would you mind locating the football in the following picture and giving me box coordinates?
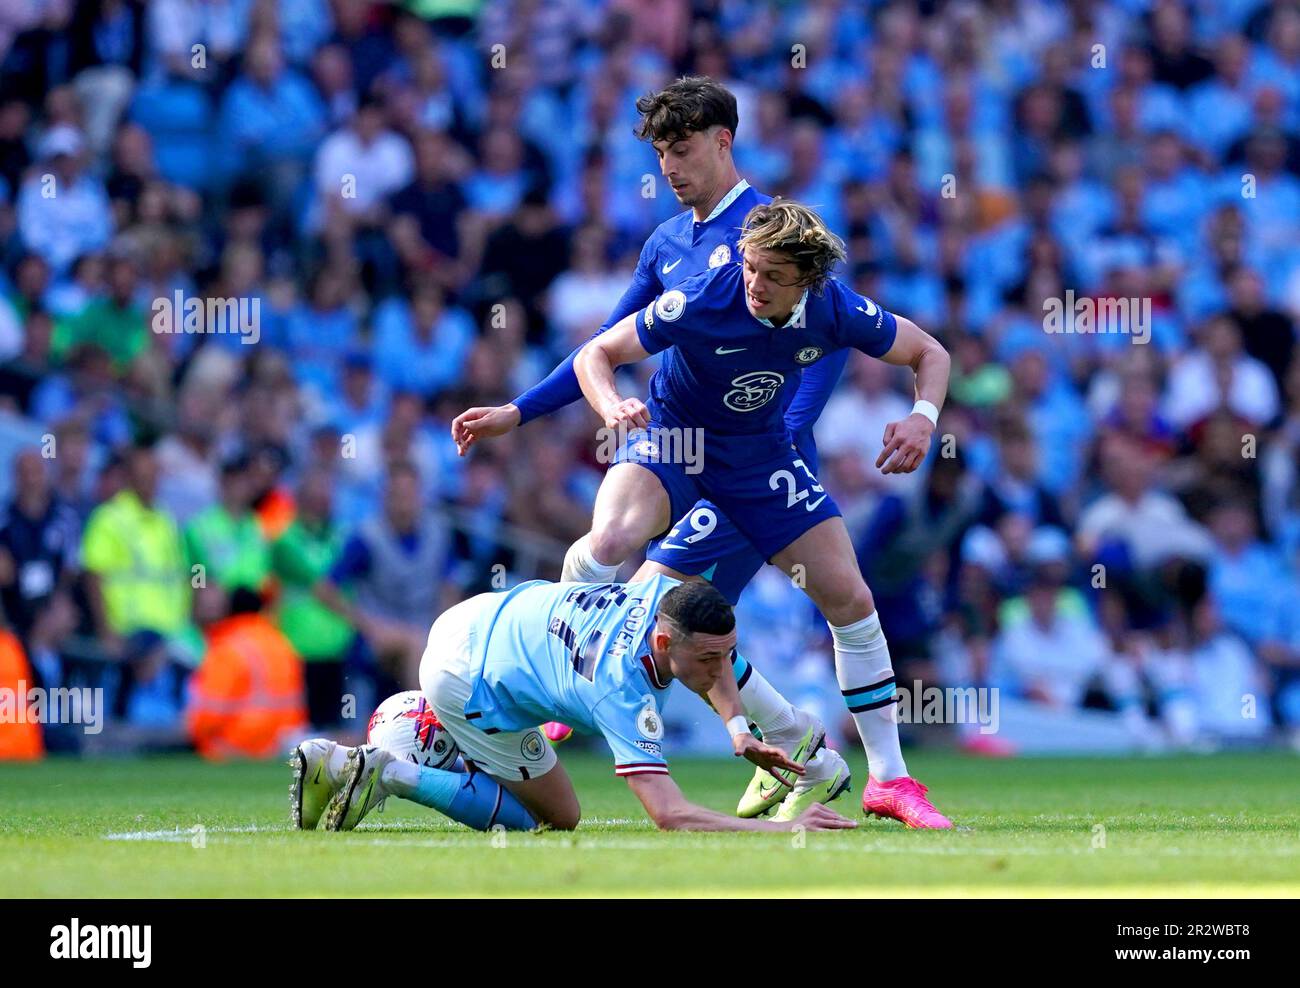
[366,691,460,770]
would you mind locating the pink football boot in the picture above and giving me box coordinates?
[542,721,574,744]
[862,775,953,829]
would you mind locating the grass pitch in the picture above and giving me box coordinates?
[1,750,1297,897]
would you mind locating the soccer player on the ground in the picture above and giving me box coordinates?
[292,577,856,834]
[451,77,853,820]
[570,199,954,829]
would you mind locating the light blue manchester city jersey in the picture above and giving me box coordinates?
[463,575,682,776]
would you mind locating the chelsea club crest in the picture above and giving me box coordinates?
[708,244,731,268]
[631,439,660,461]
[795,346,823,365]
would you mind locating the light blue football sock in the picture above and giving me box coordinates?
[408,765,537,831]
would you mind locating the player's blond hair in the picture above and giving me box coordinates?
[737,199,846,292]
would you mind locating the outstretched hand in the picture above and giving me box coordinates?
[789,802,857,830]
[733,732,805,785]
[451,403,521,456]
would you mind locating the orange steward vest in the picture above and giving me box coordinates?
[187,614,307,759]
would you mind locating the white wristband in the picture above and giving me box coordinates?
[911,399,940,427]
[726,716,750,739]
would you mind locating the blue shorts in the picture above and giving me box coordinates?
[614,424,840,594]
[645,502,765,604]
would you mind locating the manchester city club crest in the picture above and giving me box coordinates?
[795,346,823,365]
[708,244,731,268]
[521,731,546,761]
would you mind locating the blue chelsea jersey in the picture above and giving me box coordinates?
[634,180,768,297]
[463,575,682,775]
[511,179,853,449]
[635,263,899,440]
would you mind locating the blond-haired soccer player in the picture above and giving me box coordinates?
[452,78,856,822]
[568,200,954,828]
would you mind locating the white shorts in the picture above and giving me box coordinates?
[418,596,558,782]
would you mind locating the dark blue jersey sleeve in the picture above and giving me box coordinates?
[509,339,586,426]
[830,281,898,358]
[512,238,663,425]
[635,297,674,355]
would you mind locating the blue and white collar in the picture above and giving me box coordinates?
[700,179,751,223]
[757,288,809,329]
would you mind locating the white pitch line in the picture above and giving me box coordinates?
[98,827,1300,857]
[104,824,290,842]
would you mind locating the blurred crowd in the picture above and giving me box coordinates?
[0,0,1299,758]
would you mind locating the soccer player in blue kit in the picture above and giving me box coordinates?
[307,576,856,834]
[453,78,854,822]
[453,79,951,827]
[572,198,954,829]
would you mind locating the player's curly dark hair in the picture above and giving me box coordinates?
[738,199,847,292]
[658,581,736,637]
[634,76,739,144]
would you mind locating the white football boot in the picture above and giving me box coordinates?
[770,748,852,823]
[289,738,345,830]
[322,745,397,832]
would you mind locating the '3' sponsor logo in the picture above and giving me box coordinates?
[723,371,784,411]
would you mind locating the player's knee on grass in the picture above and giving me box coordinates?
[539,802,579,831]
[504,773,580,831]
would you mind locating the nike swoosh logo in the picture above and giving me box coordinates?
[312,763,323,785]
[827,768,848,797]
[715,346,747,355]
[804,494,828,512]
[356,775,378,817]
[656,542,688,551]
[662,257,683,274]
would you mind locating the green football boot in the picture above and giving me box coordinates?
[736,715,826,818]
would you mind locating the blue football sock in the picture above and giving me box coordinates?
[409,765,536,831]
